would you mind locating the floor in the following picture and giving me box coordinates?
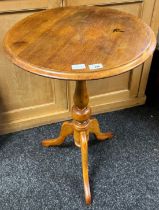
[0,105,159,210]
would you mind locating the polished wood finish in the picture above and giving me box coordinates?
[42,121,74,147]
[3,5,156,205]
[80,131,91,205]
[4,6,156,80]
[42,81,113,204]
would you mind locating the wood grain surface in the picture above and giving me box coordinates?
[4,6,156,80]
[42,80,113,204]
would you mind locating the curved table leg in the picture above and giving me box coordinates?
[42,121,74,147]
[80,131,91,205]
[89,118,113,141]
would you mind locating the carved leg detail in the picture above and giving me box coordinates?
[80,131,91,205]
[89,119,113,141]
[41,80,113,205]
[42,121,74,147]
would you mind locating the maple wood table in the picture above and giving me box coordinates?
[4,6,156,204]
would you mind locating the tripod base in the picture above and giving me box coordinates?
[42,116,112,204]
[42,81,112,205]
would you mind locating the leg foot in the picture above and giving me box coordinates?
[42,121,74,147]
[89,119,113,141]
[80,131,91,205]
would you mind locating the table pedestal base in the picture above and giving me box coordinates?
[42,81,113,205]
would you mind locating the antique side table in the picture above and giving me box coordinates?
[4,6,156,204]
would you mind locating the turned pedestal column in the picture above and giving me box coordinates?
[42,81,113,204]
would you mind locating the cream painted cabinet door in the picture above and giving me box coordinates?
[66,0,156,113]
[0,1,68,134]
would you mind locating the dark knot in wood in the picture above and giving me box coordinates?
[113,28,125,32]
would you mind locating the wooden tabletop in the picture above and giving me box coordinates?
[4,6,156,80]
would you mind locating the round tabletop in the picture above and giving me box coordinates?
[4,6,156,80]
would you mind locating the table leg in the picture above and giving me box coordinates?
[89,118,113,141]
[80,131,91,205]
[42,121,74,147]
